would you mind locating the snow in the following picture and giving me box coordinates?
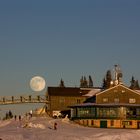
[83,89,101,97]
[0,116,140,140]
[0,120,12,127]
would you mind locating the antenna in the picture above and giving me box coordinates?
[114,64,123,85]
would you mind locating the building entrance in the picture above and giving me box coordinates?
[100,120,107,128]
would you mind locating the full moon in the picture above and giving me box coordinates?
[30,76,46,92]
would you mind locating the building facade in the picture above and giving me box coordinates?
[47,87,92,116]
[70,84,140,129]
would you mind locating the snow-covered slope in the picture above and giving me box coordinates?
[0,117,140,140]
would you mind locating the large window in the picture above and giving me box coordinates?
[126,107,137,118]
[76,106,120,119]
[126,108,140,119]
[97,107,119,118]
[136,108,140,118]
[71,108,76,118]
[77,107,96,118]
[110,108,118,117]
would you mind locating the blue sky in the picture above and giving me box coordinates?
[0,0,140,96]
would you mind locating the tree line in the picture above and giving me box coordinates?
[58,71,140,90]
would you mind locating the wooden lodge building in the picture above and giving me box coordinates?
[70,65,140,129]
[46,65,140,129]
[47,86,101,117]
[70,84,140,129]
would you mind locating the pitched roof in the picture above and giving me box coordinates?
[97,84,140,96]
[48,87,85,96]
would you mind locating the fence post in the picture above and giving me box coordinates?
[37,95,40,101]
[20,96,23,102]
[3,97,5,103]
[12,96,14,102]
[29,95,31,101]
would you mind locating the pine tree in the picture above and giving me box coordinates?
[59,79,65,87]
[135,80,140,89]
[88,75,93,87]
[83,76,88,87]
[102,78,107,89]
[130,76,135,89]
[80,76,84,87]
[106,70,112,88]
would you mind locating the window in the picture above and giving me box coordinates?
[77,107,96,118]
[110,120,114,126]
[91,120,94,125]
[129,98,136,103]
[59,98,65,104]
[77,99,81,104]
[78,108,89,117]
[97,107,119,118]
[114,98,119,103]
[123,121,132,126]
[103,98,108,103]
[110,108,118,117]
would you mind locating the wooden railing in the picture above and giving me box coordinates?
[0,95,49,105]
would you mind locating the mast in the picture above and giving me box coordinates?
[114,64,123,85]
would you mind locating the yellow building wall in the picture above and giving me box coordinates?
[107,120,121,128]
[75,119,139,129]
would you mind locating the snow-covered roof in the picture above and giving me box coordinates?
[83,89,102,97]
[135,90,140,94]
